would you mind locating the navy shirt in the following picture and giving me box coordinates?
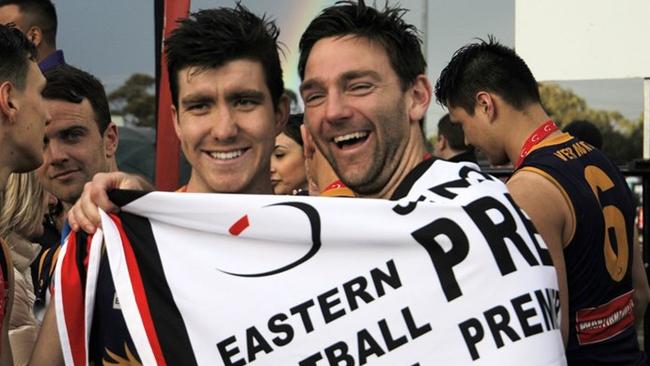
[518,133,645,365]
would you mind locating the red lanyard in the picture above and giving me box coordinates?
[514,120,558,169]
[323,180,345,192]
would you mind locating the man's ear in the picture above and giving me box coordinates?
[171,104,182,139]
[475,91,496,122]
[27,26,43,48]
[0,81,18,123]
[103,122,119,157]
[274,95,289,136]
[300,124,316,159]
[437,134,447,151]
[407,74,432,123]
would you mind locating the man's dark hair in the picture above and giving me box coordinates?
[438,113,471,151]
[0,0,58,46]
[298,0,426,90]
[165,4,284,110]
[43,64,111,133]
[0,24,36,90]
[563,119,603,149]
[283,113,304,146]
[434,36,541,114]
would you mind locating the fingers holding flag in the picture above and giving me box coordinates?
[68,172,154,233]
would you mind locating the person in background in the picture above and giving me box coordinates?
[435,37,648,364]
[434,113,477,164]
[0,0,64,71]
[0,23,50,364]
[0,172,47,366]
[563,119,603,149]
[38,65,119,209]
[0,2,65,286]
[30,64,120,326]
[271,113,308,195]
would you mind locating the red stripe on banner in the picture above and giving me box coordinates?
[155,0,190,190]
[112,214,167,365]
[576,290,635,345]
[60,234,86,365]
[229,215,250,236]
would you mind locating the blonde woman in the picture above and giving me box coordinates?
[0,172,48,366]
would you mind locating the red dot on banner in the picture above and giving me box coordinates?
[229,215,250,236]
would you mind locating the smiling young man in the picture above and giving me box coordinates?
[157,6,286,197]
[68,6,287,232]
[169,59,284,195]
[31,5,288,365]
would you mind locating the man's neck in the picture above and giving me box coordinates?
[503,104,554,165]
[37,45,56,64]
[0,168,9,191]
[440,147,462,160]
[365,125,426,200]
[0,131,15,190]
[108,158,118,173]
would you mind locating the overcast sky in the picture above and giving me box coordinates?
[54,0,644,136]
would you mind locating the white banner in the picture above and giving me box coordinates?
[57,160,566,365]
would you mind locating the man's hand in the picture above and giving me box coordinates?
[67,172,154,233]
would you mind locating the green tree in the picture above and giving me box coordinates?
[539,83,642,164]
[109,73,155,127]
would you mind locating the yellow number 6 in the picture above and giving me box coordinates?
[584,165,628,281]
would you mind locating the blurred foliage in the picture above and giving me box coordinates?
[109,73,155,127]
[427,84,643,165]
[539,83,642,165]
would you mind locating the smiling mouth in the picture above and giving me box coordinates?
[206,149,248,160]
[332,131,369,149]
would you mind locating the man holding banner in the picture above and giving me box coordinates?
[30,4,289,365]
[54,1,566,365]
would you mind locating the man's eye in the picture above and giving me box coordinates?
[349,83,373,93]
[234,99,258,109]
[304,93,324,106]
[63,130,83,143]
[187,103,208,112]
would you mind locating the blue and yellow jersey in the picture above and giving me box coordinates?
[517,133,644,365]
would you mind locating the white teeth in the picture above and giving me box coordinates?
[208,150,243,160]
[333,131,369,144]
